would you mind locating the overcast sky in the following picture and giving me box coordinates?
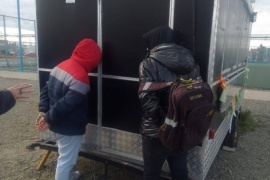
[0,0,269,46]
[0,0,35,30]
[251,0,270,34]
[250,0,270,46]
[0,0,35,20]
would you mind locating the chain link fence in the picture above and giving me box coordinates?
[0,14,37,72]
[247,42,270,89]
[249,46,270,63]
[249,37,270,63]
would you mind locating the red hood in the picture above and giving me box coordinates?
[71,38,102,72]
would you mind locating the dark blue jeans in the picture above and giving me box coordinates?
[142,137,188,180]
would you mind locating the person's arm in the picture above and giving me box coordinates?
[38,82,50,113]
[138,60,165,137]
[35,88,86,132]
[36,75,89,131]
[7,83,33,100]
[44,77,89,125]
[0,90,16,115]
[36,83,50,131]
[0,83,33,115]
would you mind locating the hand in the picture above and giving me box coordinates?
[35,112,49,132]
[7,83,33,100]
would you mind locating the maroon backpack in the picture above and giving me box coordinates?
[139,77,215,151]
[158,78,215,151]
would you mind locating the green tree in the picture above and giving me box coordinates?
[250,49,257,61]
[256,44,266,62]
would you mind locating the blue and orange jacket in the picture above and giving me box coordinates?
[38,39,101,135]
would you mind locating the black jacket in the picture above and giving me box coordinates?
[0,90,16,115]
[139,43,200,140]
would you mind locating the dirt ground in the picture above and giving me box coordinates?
[0,77,269,180]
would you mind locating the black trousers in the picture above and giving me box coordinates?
[142,137,188,180]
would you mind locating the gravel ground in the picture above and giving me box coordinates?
[0,77,269,180]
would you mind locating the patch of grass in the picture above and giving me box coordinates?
[239,110,259,135]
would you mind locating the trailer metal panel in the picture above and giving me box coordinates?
[36,0,98,69]
[35,0,255,179]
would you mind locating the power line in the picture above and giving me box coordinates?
[251,34,270,40]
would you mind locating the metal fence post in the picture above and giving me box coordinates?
[3,15,10,67]
[17,0,24,71]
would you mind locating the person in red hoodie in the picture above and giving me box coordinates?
[36,38,102,180]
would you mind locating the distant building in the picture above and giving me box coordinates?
[249,46,270,63]
[24,45,36,57]
[0,40,9,55]
[0,40,8,46]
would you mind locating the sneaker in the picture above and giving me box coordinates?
[70,171,81,180]
[222,146,236,152]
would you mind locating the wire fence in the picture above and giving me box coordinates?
[1,14,270,72]
[249,45,270,63]
[0,14,37,72]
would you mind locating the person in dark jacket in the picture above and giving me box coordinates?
[0,83,33,115]
[36,38,102,180]
[138,26,200,180]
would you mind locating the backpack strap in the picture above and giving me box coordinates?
[138,82,172,93]
[138,76,203,94]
